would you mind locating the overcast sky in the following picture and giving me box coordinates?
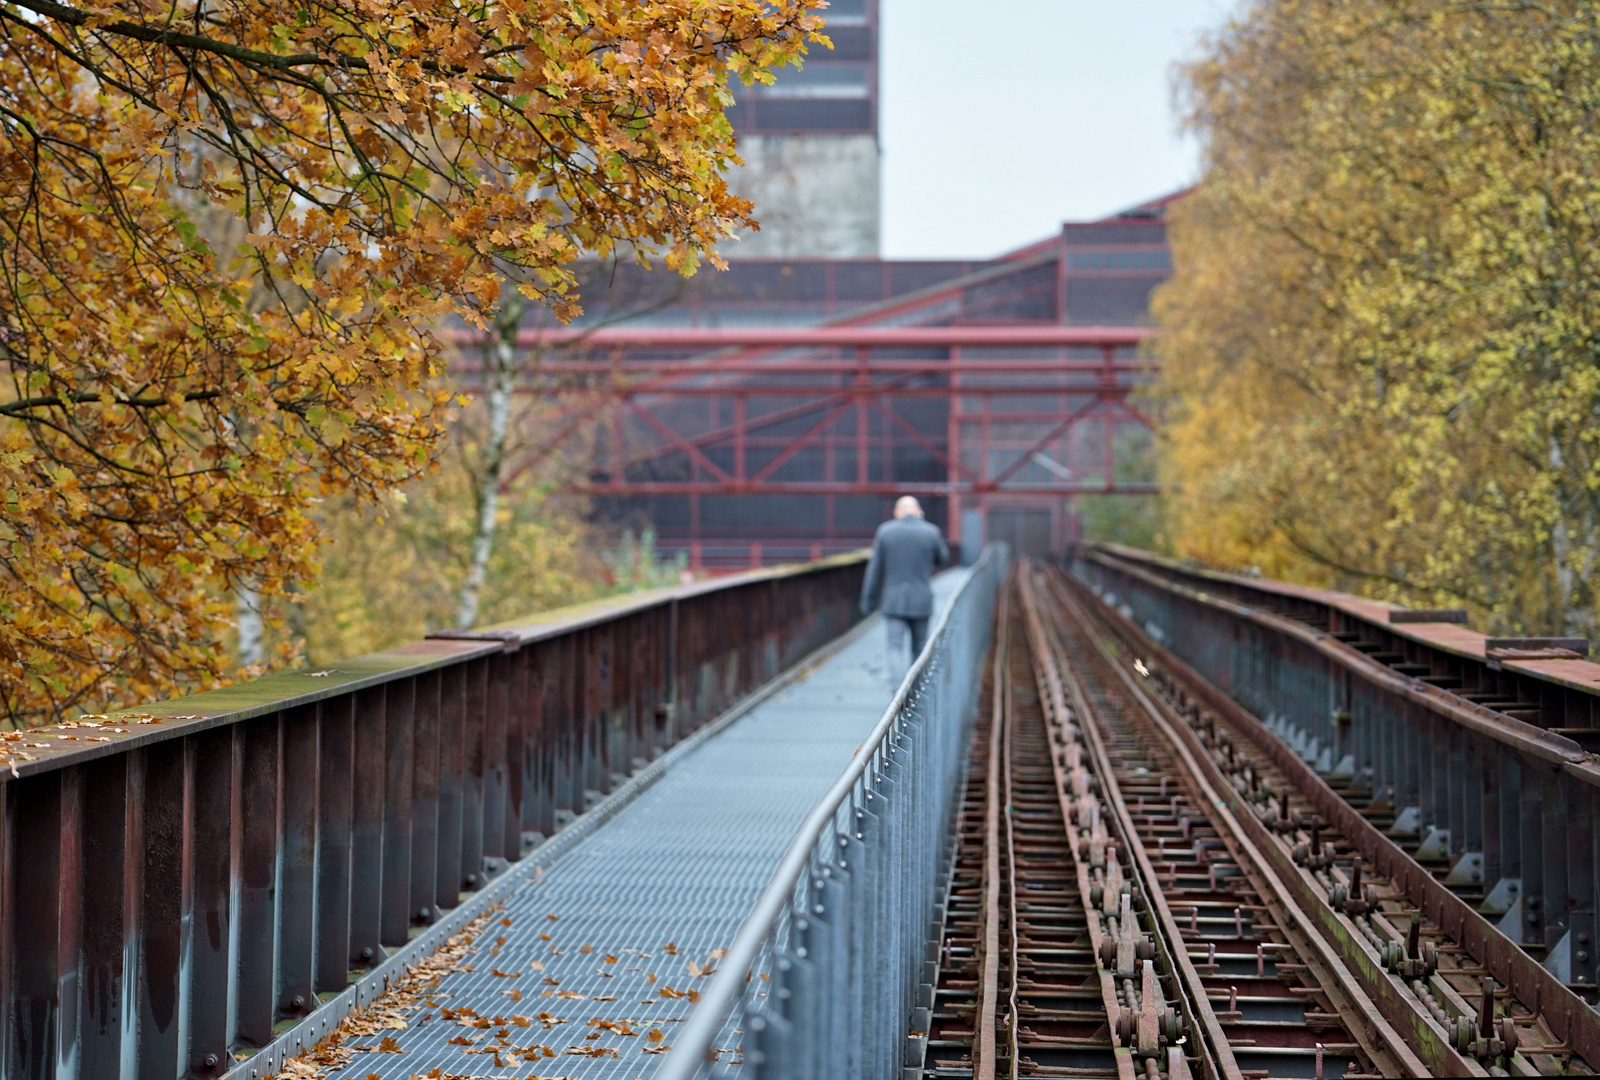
[879,1,1233,258]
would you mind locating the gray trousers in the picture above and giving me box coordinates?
[884,615,931,685]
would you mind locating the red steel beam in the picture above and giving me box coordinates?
[446,324,1153,350]
[574,480,1160,496]
[512,384,1142,400]
[457,359,1157,377]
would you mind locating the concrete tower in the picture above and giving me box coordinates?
[722,0,880,257]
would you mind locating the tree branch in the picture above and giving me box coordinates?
[0,389,222,417]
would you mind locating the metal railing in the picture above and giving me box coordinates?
[0,554,866,1080]
[1071,543,1600,1057]
[659,544,1006,1080]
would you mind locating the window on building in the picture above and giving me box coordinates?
[1066,250,1172,271]
[747,62,871,99]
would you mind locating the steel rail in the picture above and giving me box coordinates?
[654,545,1004,1080]
[1040,568,1439,1077]
[975,581,1011,1080]
[1000,610,1022,1080]
[1019,573,1223,1080]
[1025,606,1141,1079]
[1052,566,1600,1073]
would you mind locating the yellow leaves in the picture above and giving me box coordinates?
[1161,0,1600,636]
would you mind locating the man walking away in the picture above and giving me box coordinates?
[860,496,951,684]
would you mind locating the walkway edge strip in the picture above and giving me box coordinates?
[223,613,882,1080]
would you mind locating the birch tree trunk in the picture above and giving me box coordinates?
[236,584,264,667]
[456,292,527,630]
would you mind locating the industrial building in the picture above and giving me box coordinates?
[495,0,1177,566]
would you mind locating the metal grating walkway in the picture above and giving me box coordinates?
[327,571,969,1080]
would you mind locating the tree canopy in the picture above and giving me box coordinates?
[0,0,824,724]
[1157,0,1600,638]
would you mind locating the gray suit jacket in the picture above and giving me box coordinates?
[860,517,950,619]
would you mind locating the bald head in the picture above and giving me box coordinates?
[893,496,923,519]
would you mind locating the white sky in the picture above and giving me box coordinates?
[879,1,1233,258]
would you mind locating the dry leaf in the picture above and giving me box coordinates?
[375,1036,404,1053]
[564,1046,621,1058]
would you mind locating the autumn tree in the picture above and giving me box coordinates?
[1158,0,1600,638]
[0,0,827,725]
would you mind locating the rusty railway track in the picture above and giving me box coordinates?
[924,562,1596,1079]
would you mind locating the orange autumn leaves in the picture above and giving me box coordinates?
[0,0,827,724]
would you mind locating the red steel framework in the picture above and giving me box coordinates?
[448,324,1157,562]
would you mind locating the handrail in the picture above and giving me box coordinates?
[0,552,869,1080]
[0,551,868,781]
[657,542,1006,1080]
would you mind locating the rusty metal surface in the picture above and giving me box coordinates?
[1085,548,1594,775]
[1089,543,1600,730]
[0,555,865,1080]
[1069,558,1600,1072]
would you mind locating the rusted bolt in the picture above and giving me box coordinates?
[204,1054,218,1069]
[291,995,305,1010]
